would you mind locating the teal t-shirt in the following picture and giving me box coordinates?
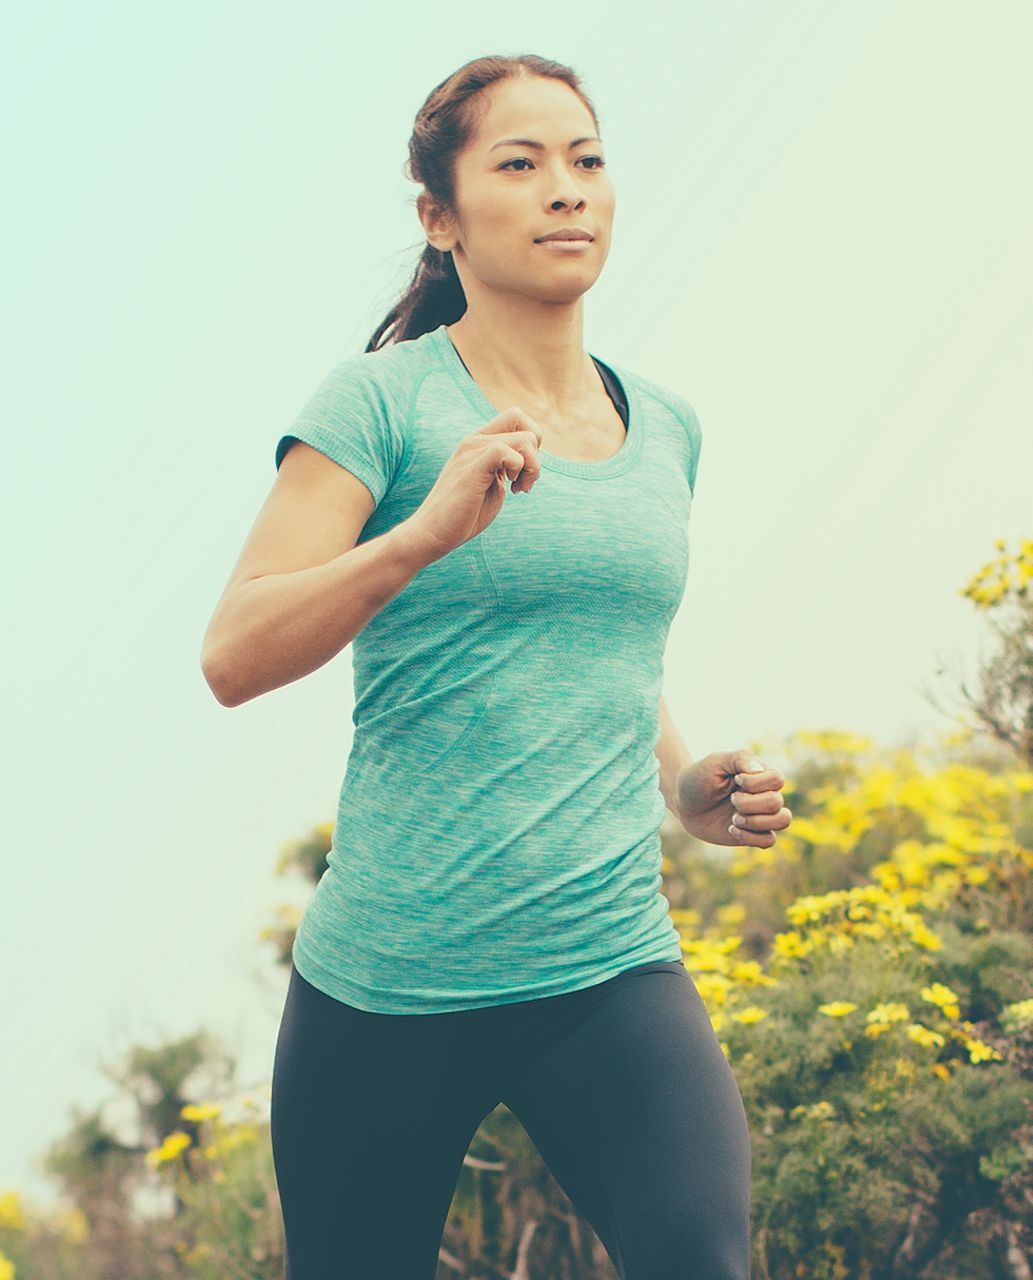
[274,322,702,1013]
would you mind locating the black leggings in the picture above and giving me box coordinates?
[271,958,752,1279]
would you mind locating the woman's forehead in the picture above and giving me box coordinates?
[464,77,595,153]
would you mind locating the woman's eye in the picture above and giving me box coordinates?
[499,156,606,172]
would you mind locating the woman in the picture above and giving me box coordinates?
[202,52,791,1280]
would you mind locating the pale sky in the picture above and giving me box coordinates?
[3,0,1031,1207]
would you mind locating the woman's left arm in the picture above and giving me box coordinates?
[654,695,793,846]
[655,695,694,821]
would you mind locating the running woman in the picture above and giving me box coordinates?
[202,51,791,1280]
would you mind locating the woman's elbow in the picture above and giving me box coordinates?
[200,638,245,708]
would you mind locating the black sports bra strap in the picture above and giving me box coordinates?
[591,357,629,431]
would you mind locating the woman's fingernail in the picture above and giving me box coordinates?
[746,758,764,772]
[728,823,740,837]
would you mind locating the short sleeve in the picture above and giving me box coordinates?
[275,352,407,508]
[686,404,701,494]
[677,398,703,497]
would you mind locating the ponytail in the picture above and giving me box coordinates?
[365,243,467,352]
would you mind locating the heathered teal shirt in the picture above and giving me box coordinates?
[274,322,702,1014]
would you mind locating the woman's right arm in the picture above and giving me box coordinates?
[202,408,542,707]
[199,439,436,708]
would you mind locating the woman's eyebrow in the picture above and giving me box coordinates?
[488,135,602,152]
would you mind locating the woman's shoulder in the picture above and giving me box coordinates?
[301,329,446,434]
[332,326,442,386]
[595,356,702,443]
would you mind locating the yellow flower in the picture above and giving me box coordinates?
[730,1005,768,1024]
[909,922,942,950]
[180,1103,221,1123]
[864,1022,891,1038]
[905,1023,945,1048]
[0,1190,24,1231]
[0,1249,15,1280]
[772,930,809,958]
[144,1130,192,1169]
[792,730,872,755]
[867,1002,909,1024]
[693,973,731,1007]
[818,1001,858,1018]
[1003,998,1033,1026]
[681,936,740,974]
[730,960,777,986]
[932,1063,951,1081]
[921,983,961,1019]
[961,1035,1002,1063]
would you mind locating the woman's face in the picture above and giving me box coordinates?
[422,75,615,307]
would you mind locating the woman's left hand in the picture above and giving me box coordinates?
[674,750,791,847]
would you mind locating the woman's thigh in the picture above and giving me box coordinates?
[270,963,498,1280]
[498,960,753,1280]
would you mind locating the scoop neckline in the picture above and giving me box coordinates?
[431,322,643,480]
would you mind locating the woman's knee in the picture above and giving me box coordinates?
[617,1179,751,1280]
[634,1212,751,1280]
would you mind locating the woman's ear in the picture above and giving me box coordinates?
[418,190,458,253]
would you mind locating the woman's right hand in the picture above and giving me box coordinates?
[405,407,543,563]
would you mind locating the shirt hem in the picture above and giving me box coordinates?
[291,929,685,1015]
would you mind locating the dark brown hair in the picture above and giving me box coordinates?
[365,54,600,352]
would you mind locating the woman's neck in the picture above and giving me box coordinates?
[445,306,595,410]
